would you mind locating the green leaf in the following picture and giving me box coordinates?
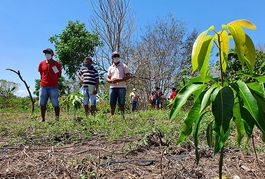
[241,73,265,83]
[240,105,255,140]
[177,97,201,144]
[244,34,256,74]
[192,30,208,72]
[193,111,207,165]
[230,82,255,140]
[249,89,265,133]
[186,75,215,85]
[237,81,265,134]
[228,19,256,30]
[247,82,263,95]
[206,121,213,148]
[209,25,214,31]
[218,30,229,72]
[227,25,246,66]
[169,83,207,120]
[212,86,234,154]
[233,98,245,145]
[237,81,259,120]
[197,35,215,82]
[200,84,218,113]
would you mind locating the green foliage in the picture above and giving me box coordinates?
[220,49,265,83]
[49,20,101,79]
[170,19,265,178]
[0,79,18,108]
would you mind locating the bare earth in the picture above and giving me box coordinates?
[0,131,264,179]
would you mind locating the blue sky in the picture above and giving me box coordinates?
[1,0,264,97]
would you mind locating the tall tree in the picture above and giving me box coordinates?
[49,20,100,79]
[89,0,136,72]
[130,14,198,95]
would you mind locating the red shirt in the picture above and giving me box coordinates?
[38,59,62,87]
[170,91,177,100]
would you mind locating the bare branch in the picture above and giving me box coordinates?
[6,68,35,114]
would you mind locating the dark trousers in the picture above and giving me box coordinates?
[132,101,138,112]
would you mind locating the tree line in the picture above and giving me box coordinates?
[2,0,265,108]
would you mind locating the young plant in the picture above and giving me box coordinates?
[170,19,265,179]
[61,92,84,119]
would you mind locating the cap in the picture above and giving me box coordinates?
[133,88,136,91]
[43,48,54,55]
[112,51,120,57]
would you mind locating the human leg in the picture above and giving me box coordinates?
[39,86,48,121]
[132,102,136,112]
[155,98,161,110]
[117,88,126,117]
[90,94,97,116]
[40,106,46,122]
[82,88,89,117]
[109,88,118,116]
[50,87,60,120]
[54,107,60,120]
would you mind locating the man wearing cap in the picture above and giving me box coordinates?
[130,88,141,112]
[106,51,131,118]
[38,48,62,121]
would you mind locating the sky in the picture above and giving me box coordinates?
[1,0,265,97]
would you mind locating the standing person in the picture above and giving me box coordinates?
[38,48,62,122]
[77,57,99,117]
[106,51,130,118]
[169,87,177,101]
[148,91,156,109]
[155,87,162,110]
[130,88,140,112]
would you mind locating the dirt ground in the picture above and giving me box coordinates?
[0,131,264,179]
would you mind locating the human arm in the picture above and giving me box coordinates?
[111,73,130,83]
[77,73,84,83]
[57,61,62,78]
[93,78,99,94]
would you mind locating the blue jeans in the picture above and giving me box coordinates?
[39,86,59,107]
[155,98,161,105]
[82,88,96,106]
[109,88,126,106]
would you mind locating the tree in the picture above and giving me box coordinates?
[129,14,198,96]
[89,0,136,72]
[0,79,18,97]
[49,20,101,80]
[220,49,265,83]
[0,79,18,108]
[170,19,265,179]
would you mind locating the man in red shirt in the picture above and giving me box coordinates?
[38,48,62,122]
[169,87,177,101]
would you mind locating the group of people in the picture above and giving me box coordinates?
[38,49,130,121]
[38,48,177,121]
[147,86,177,110]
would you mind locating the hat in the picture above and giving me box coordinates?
[133,88,136,91]
[112,51,120,57]
[43,48,54,55]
